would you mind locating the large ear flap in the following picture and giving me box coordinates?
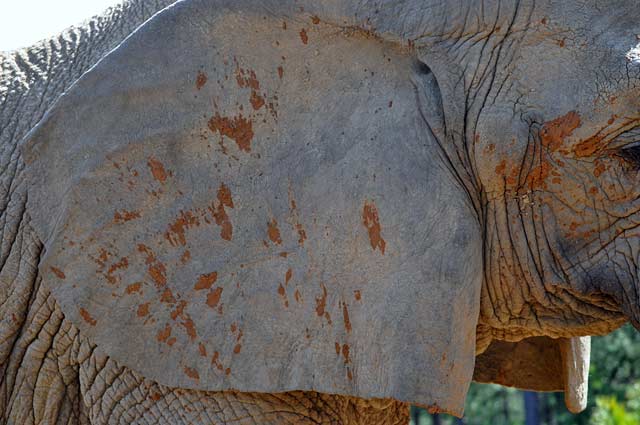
[474,336,590,413]
[22,0,483,416]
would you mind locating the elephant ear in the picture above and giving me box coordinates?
[22,0,483,415]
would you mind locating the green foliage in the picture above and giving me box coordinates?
[589,383,640,425]
[411,324,640,425]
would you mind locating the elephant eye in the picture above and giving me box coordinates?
[617,141,640,169]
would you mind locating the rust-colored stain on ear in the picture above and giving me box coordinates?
[182,318,197,341]
[148,263,167,288]
[217,184,234,208]
[235,66,260,90]
[341,344,351,364]
[211,184,234,241]
[250,90,265,110]
[166,210,200,247]
[194,271,218,290]
[206,287,223,308]
[137,303,150,317]
[315,283,327,317]
[105,257,128,285]
[160,288,176,303]
[362,201,386,254]
[181,250,191,264]
[126,282,142,294]
[285,268,293,285]
[540,111,581,151]
[267,218,283,245]
[278,283,289,308]
[79,308,97,326]
[296,223,307,245]
[157,324,172,343]
[195,71,207,90]
[147,157,168,183]
[354,290,361,301]
[208,113,254,153]
[50,266,66,279]
[198,343,207,357]
[299,28,309,44]
[311,16,320,24]
[113,209,141,224]
[342,302,352,333]
[277,66,284,79]
[183,366,200,381]
[211,351,223,370]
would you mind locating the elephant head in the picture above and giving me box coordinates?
[19,0,639,416]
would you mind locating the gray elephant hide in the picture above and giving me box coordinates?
[22,0,483,415]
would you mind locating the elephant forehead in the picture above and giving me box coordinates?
[23,3,482,415]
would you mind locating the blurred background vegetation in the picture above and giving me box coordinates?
[410,324,640,425]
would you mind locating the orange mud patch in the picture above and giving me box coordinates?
[147,157,168,183]
[235,66,260,90]
[182,318,197,341]
[126,282,143,294]
[148,263,167,288]
[267,218,283,245]
[206,287,223,308]
[250,90,265,110]
[137,303,150,317]
[199,343,207,357]
[278,283,289,308]
[210,184,234,241]
[362,201,386,254]
[160,288,176,303]
[342,302,352,333]
[208,113,254,153]
[194,272,218,290]
[299,28,309,44]
[315,283,327,317]
[50,266,66,279]
[540,111,581,152]
[113,209,141,224]
[296,223,307,245]
[105,257,128,284]
[196,71,207,90]
[184,367,200,381]
[157,324,172,343]
[217,184,234,208]
[79,308,97,326]
[181,250,191,264]
[342,343,351,364]
[166,210,200,247]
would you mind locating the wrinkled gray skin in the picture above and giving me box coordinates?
[2,0,640,423]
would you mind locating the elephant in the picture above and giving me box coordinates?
[1,0,638,423]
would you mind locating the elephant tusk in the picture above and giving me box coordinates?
[559,336,591,413]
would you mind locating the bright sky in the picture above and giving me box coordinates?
[1,0,123,52]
